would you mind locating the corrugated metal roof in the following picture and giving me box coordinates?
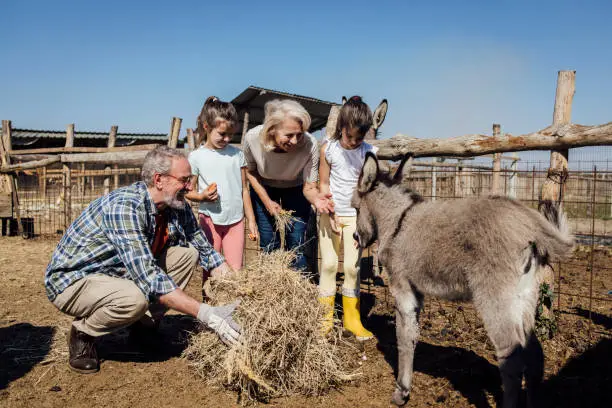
[231,86,339,139]
[11,128,168,140]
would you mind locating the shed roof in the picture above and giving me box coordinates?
[10,128,168,147]
[231,86,338,142]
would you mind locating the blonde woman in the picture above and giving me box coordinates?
[243,99,333,272]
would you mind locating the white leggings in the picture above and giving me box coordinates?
[318,213,361,298]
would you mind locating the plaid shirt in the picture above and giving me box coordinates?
[45,181,225,302]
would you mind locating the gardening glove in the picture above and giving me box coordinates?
[197,300,242,346]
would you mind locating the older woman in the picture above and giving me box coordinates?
[244,99,333,271]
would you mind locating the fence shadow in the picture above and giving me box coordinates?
[539,337,612,408]
[0,323,54,390]
[368,313,502,408]
[571,306,612,330]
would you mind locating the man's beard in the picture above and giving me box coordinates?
[164,190,187,209]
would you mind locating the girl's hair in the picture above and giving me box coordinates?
[261,99,311,151]
[333,95,373,140]
[196,96,238,143]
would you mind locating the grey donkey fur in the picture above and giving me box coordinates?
[351,153,574,408]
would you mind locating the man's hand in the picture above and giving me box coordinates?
[197,301,241,346]
[210,262,233,279]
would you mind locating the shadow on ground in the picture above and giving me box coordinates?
[97,315,200,363]
[367,310,612,408]
[0,323,54,390]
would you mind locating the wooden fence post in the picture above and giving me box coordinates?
[491,124,502,194]
[167,117,182,148]
[431,160,437,201]
[509,153,519,198]
[538,70,575,330]
[63,124,74,230]
[541,70,575,204]
[1,120,22,235]
[40,166,47,198]
[104,125,118,195]
[241,112,249,148]
[186,128,195,151]
[325,105,341,140]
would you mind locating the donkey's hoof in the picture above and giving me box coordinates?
[391,388,409,406]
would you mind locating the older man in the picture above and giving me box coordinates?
[45,146,240,374]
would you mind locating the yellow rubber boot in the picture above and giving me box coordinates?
[342,295,373,341]
[318,296,335,335]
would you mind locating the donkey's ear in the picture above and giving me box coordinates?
[341,96,348,105]
[357,152,379,194]
[372,99,388,130]
[393,153,414,183]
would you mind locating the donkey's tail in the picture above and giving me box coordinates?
[536,200,574,261]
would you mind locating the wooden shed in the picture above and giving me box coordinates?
[229,86,338,143]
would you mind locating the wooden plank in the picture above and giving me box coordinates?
[370,121,612,160]
[0,157,61,172]
[60,150,150,164]
[8,143,161,155]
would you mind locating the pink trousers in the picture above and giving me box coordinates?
[198,214,244,271]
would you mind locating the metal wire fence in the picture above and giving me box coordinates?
[7,159,612,337]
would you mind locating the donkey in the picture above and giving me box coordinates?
[352,153,574,407]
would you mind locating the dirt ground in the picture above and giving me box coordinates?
[0,236,610,408]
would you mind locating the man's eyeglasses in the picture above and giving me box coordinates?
[163,174,194,185]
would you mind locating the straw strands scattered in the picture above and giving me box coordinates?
[183,251,360,402]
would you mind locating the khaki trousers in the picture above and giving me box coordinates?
[53,245,199,337]
[318,214,361,298]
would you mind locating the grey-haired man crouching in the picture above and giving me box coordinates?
[45,146,240,374]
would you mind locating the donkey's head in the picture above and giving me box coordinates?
[351,153,420,248]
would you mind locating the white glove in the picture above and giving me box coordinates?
[197,300,241,346]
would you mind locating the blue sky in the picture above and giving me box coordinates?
[1,0,611,149]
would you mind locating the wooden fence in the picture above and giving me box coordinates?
[1,70,611,238]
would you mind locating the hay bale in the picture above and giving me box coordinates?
[183,251,360,402]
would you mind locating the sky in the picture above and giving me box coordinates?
[1,0,611,160]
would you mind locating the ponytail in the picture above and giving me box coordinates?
[196,96,238,143]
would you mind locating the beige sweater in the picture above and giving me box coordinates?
[243,125,319,188]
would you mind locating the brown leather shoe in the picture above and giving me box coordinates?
[68,326,99,374]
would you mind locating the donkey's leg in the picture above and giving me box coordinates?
[391,284,423,406]
[524,331,544,408]
[477,296,527,408]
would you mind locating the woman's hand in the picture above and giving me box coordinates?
[265,200,282,216]
[313,192,334,214]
